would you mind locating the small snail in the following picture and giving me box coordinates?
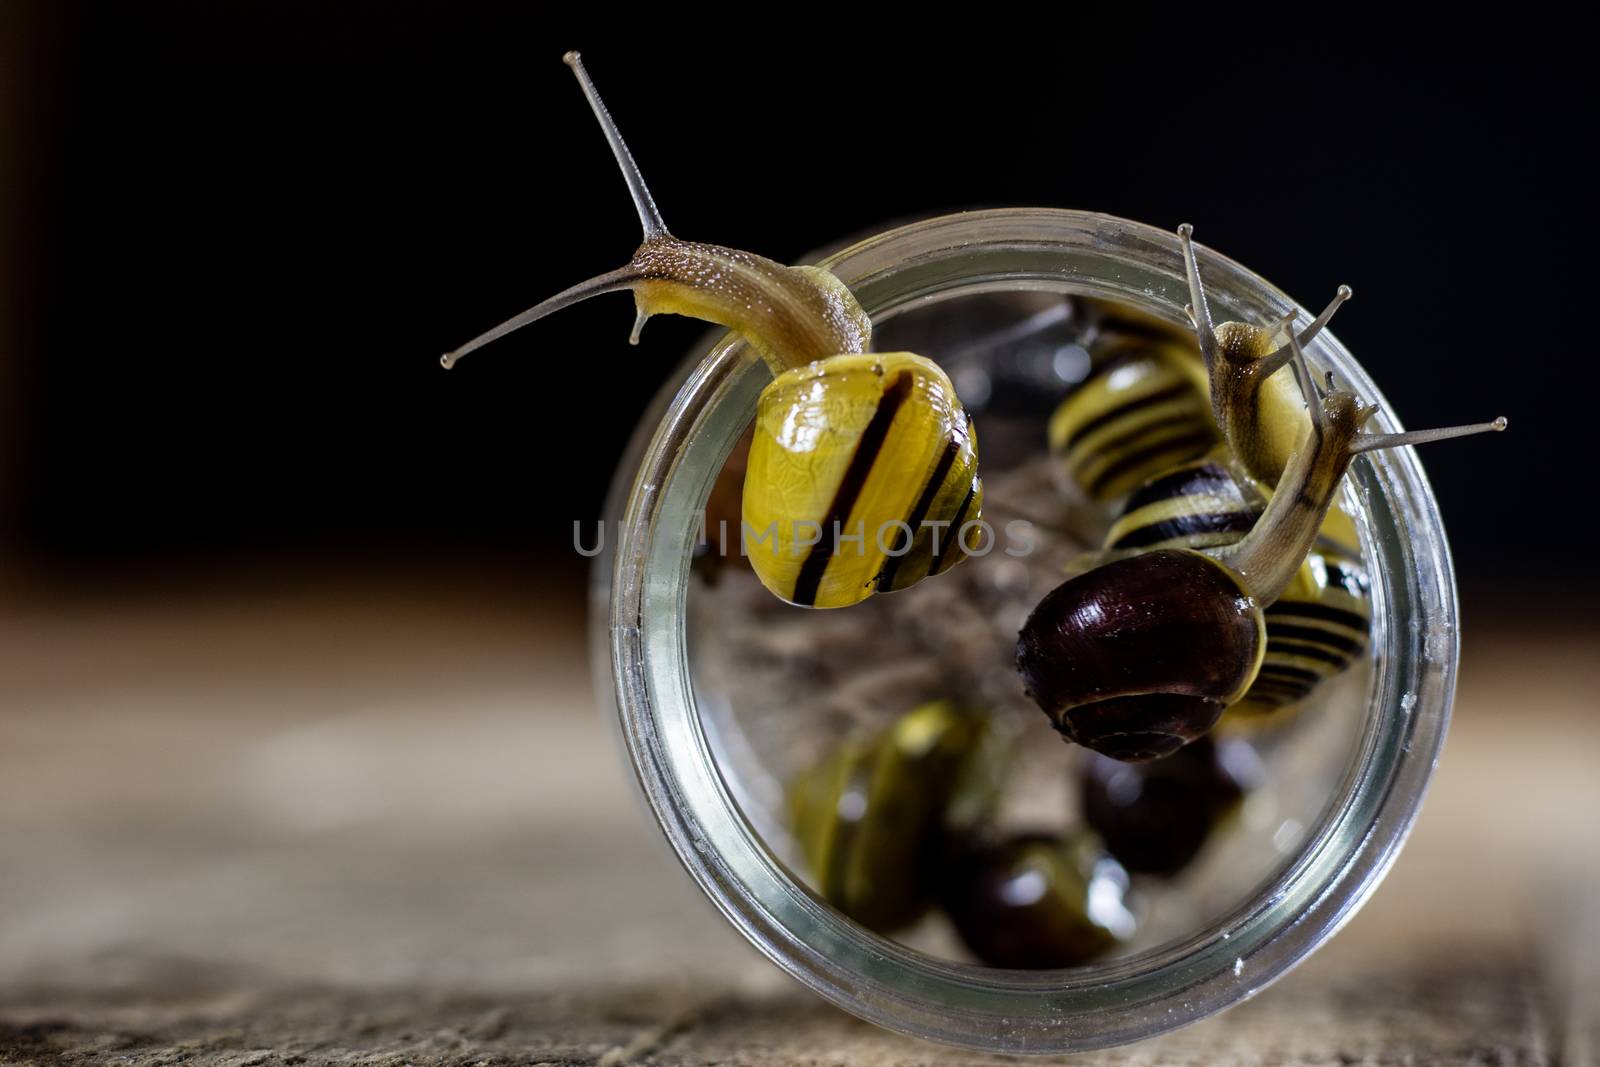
[1080,735,1261,875]
[1104,456,1371,717]
[1018,329,1505,761]
[788,700,989,933]
[441,54,981,608]
[939,831,1135,968]
[1047,302,1218,501]
[1178,223,1353,485]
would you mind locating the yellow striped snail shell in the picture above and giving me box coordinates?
[440,54,979,609]
[746,353,982,608]
[1047,304,1218,501]
[1234,517,1370,717]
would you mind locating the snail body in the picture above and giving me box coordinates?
[1020,320,1504,762]
[1048,232,1350,500]
[1178,224,1353,486]
[1235,520,1370,716]
[441,54,978,609]
[1104,456,1372,717]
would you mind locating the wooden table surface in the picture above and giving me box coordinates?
[1,574,1595,1065]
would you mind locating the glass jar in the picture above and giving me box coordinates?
[588,210,1457,1053]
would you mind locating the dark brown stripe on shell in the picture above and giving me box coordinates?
[1244,678,1313,699]
[1256,663,1323,686]
[1322,561,1370,596]
[876,436,961,592]
[1265,622,1365,656]
[1122,462,1239,513]
[1264,640,1349,667]
[1264,601,1369,633]
[792,371,915,607]
[1085,430,1217,497]
[1059,382,1194,452]
[931,479,979,576]
[1109,509,1257,550]
[1073,410,1208,468]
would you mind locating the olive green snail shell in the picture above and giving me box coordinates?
[744,353,983,609]
[787,700,989,934]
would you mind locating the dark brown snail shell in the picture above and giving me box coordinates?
[1015,550,1264,762]
[1080,735,1261,874]
[939,832,1133,969]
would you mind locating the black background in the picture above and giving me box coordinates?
[6,7,1593,600]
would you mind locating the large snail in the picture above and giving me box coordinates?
[441,54,981,608]
[1018,324,1505,761]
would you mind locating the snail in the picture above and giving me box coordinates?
[1103,455,1371,717]
[1047,231,1353,500]
[1017,328,1505,761]
[440,53,981,608]
[788,700,990,933]
[1178,223,1353,485]
[939,831,1134,968]
[1047,301,1218,501]
[1080,735,1261,875]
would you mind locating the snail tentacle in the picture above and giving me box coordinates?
[1180,226,1353,486]
[1177,224,1217,364]
[441,265,645,368]
[562,52,666,239]
[1212,331,1504,604]
[1295,284,1353,348]
[1350,416,1508,454]
[440,54,871,375]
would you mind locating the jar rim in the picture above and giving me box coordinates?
[595,208,1458,1053]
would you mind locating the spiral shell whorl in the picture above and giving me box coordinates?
[1016,550,1265,761]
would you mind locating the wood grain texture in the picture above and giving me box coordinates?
[0,577,1594,1065]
